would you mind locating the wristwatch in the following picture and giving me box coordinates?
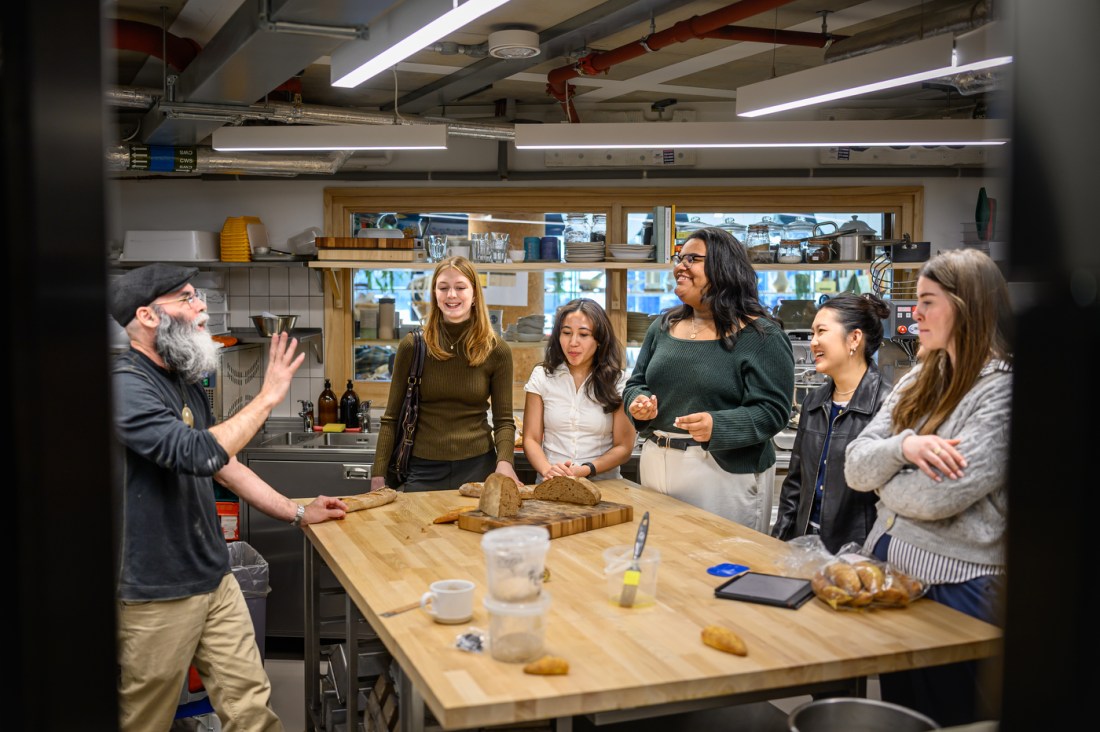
[581,462,597,477]
[291,504,305,527]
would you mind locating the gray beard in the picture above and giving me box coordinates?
[154,308,220,383]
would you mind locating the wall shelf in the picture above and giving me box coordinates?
[310,260,922,272]
[111,258,315,269]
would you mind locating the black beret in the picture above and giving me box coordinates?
[110,263,199,326]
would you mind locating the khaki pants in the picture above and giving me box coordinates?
[639,439,775,533]
[117,573,282,732]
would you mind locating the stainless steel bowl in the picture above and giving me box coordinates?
[251,314,298,336]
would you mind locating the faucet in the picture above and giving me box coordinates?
[298,399,314,432]
[358,400,373,433]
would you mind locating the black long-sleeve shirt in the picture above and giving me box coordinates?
[112,349,230,601]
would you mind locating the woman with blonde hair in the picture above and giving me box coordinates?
[845,248,1013,726]
[372,256,518,491]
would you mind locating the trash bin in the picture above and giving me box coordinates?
[228,540,271,662]
[788,697,940,732]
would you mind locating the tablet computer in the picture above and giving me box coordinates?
[713,571,814,609]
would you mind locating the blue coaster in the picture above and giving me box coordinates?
[707,563,750,577]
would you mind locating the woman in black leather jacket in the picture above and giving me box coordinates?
[771,293,892,553]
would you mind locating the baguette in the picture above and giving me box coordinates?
[533,476,601,506]
[478,473,522,518]
[339,488,398,513]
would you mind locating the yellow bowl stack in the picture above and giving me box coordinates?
[220,216,261,262]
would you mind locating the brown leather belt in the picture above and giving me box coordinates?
[646,434,704,451]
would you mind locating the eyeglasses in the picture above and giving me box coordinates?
[672,253,707,266]
[152,290,205,308]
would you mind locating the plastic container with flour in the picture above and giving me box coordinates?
[480,526,550,603]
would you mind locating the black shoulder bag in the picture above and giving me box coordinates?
[386,330,426,488]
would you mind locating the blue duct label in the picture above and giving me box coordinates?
[129,145,197,172]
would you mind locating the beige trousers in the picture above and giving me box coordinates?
[117,573,282,732]
[639,439,775,533]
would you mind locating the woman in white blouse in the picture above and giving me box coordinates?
[523,299,636,481]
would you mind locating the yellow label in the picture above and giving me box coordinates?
[622,570,641,586]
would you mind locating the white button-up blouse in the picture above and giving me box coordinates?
[524,363,628,479]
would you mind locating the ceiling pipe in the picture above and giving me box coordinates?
[547,0,797,122]
[105,144,353,176]
[111,19,202,72]
[700,25,843,46]
[824,0,992,62]
[108,87,516,142]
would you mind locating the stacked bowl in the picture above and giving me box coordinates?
[480,526,552,663]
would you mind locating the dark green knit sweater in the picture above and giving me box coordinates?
[623,317,794,474]
[372,319,515,477]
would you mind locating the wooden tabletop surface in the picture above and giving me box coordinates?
[304,479,1002,730]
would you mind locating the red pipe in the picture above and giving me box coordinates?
[547,0,797,122]
[700,25,843,47]
[112,19,202,72]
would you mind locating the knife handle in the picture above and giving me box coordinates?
[632,511,650,560]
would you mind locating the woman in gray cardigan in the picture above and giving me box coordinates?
[845,249,1013,727]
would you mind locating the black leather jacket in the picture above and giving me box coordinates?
[771,363,891,554]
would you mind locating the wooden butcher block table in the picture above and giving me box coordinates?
[302,480,1002,732]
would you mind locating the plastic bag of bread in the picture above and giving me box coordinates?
[810,551,926,611]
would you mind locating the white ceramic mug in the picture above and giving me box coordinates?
[420,579,475,624]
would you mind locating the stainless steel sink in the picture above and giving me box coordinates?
[260,432,318,447]
[300,432,378,449]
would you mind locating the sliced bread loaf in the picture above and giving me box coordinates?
[533,476,601,505]
[478,473,522,517]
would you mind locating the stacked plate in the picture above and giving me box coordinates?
[220,216,261,262]
[514,314,546,342]
[608,244,655,262]
[564,241,605,263]
[627,311,659,343]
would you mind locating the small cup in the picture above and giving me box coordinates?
[508,249,525,263]
[603,545,661,608]
[481,526,550,603]
[484,592,551,663]
[420,579,475,624]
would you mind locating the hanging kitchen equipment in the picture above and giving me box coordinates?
[834,215,878,262]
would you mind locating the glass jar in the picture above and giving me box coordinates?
[784,216,815,241]
[590,213,606,242]
[777,239,806,264]
[563,213,591,244]
[804,238,833,263]
[745,223,775,264]
[760,215,785,246]
[719,217,747,243]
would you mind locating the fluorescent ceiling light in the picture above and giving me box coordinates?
[737,26,1013,118]
[332,0,513,88]
[211,125,448,151]
[513,120,1008,150]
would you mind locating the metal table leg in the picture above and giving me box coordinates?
[346,595,360,729]
[304,538,321,731]
[398,664,425,732]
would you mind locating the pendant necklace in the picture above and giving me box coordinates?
[441,327,464,351]
[177,379,195,428]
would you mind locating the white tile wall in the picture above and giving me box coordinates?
[226,266,327,417]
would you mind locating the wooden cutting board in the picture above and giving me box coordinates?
[457,500,633,539]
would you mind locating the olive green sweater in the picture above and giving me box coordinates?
[372,320,515,478]
[623,317,794,474]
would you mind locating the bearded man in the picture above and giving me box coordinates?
[109,263,347,732]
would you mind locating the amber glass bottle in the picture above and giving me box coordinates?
[339,379,360,429]
[317,378,338,426]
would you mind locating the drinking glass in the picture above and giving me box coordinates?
[427,234,448,262]
[490,232,510,263]
[471,232,491,263]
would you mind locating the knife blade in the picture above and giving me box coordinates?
[619,511,650,607]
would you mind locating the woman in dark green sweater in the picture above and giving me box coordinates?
[624,227,794,531]
[372,256,518,491]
